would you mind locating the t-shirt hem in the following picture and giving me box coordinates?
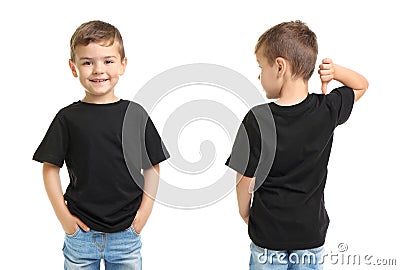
[85,218,135,233]
[225,161,255,178]
[32,155,63,168]
[67,202,138,233]
[250,236,326,250]
[142,154,170,170]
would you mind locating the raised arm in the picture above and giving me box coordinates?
[236,173,254,224]
[319,58,369,102]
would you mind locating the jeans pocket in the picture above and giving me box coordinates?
[129,225,141,236]
[308,245,324,255]
[250,242,269,265]
[250,242,268,254]
[65,226,81,238]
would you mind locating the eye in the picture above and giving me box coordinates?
[105,59,115,64]
[82,61,92,66]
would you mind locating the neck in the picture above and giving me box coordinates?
[275,79,309,106]
[82,93,119,104]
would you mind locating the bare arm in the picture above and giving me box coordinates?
[319,58,369,102]
[43,162,89,234]
[132,164,160,234]
[236,173,254,224]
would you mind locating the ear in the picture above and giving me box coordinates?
[275,57,287,78]
[69,59,78,78]
[119,57,128,76]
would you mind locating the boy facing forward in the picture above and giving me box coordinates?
[33,20,169,269]
[226,21,368,269]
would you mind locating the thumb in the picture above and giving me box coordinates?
[76,218,90,232]
[321,81,328,94]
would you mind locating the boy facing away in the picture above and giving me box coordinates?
[226,21,368,269]
[33,20,169,269]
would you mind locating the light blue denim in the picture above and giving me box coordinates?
[249,242,324,270]
[63,226,142,270]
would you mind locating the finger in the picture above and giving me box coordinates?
[321,82,328,94]
[318,70,333,78]
[320,74,334,82]
[76,218,90,232]
[322,58,332,64]
[319,63,332,71]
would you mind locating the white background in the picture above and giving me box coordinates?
[1,0,399,269]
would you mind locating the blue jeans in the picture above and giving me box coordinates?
[63,226,142,270]
[249,242,324,270]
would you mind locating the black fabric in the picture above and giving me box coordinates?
[226,86,354,250]
[33,99,169,233]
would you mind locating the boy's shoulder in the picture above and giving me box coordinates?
[245,103,276,132]
[51,101,81,119]
[253,102,273,111]
[247,102,274,119]
[125,100,147,113]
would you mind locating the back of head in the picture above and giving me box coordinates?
[70,20,125,63]
[255,20,318,81]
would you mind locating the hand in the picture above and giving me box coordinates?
[243,216,249,225]
[62,214,90,235]
[318,58,335,94]
[132,210,148,234]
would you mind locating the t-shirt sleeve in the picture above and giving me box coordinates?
[327,86,355,125]
[225,109,261,178]
[33,112,69,168]
[141,113,170,170]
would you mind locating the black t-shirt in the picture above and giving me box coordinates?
[226,86,354,250]
[33,99,169,233]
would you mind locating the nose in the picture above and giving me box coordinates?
[93,62,104,74]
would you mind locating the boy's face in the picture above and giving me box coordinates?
[256,46,282,100]
[69,41,127,100]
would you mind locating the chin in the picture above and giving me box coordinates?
[265,93,276,99]
[265,91,280,99]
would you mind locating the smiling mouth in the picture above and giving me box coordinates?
[90,79,108,83]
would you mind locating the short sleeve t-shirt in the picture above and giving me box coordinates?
[226,86,354,250]
[33,99,169,233]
